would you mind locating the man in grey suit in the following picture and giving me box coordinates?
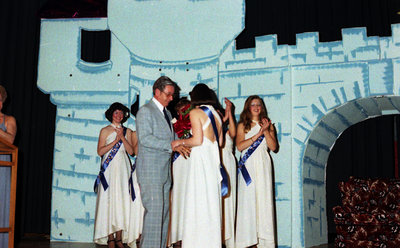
[136,76,189,248]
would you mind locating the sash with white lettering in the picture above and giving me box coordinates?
[94,127,127,193]
[128,160,136,201]
[199,106,229,197]
[238,134,265,186]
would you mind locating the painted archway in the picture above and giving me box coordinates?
[301,95,400,247]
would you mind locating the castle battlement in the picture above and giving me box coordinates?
[220,24,400,72]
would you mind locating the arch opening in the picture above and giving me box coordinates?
[301,96,400,247]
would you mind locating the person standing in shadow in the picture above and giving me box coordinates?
[0,85,17,248]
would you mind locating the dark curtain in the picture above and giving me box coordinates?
[236,0,400,48]
[0,0,108,242]
[0,0,56,241]
[1,0,400,243]
[326,115,399,242]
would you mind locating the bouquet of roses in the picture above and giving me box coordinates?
[173,103,192,139]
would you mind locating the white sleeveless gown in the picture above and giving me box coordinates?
[93,129,144,247]
[168,152,190,246]
[222,133,237,248]
[235,123,276,248]
[182,106,223,248]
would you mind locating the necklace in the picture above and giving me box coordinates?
[111,123,121,128]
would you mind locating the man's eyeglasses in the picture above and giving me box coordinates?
[162,91,174,97]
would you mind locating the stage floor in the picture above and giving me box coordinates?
[16,242,334,248]
[16,241,98,248]
[15,235,334,248]
[16,243,333,248]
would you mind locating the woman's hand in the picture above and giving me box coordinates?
[225,98,232,110]
[259,118,270,134]
[223,98,233,122]
[115,126,124,141]
[262,118,279,153]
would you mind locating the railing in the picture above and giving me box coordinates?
[0,137,18,248]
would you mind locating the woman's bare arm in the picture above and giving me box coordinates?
[0,116,16,144]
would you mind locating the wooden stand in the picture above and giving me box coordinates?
[0,137,18,248]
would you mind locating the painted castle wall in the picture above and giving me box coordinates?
[37,1,400,246]
[217,25,400,247]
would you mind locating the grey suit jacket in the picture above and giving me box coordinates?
[136,100,175,185]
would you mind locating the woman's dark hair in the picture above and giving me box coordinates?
[189,83,216,107]
[175,97,191,112]
[0,85,7,103]
[105,102,130,123]
[208,87,225,115]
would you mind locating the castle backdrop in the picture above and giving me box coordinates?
[36,0,400,247]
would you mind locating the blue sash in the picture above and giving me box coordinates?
[199,106,229,197]
[172,152,180,162]
[128,160,136,201]
[94,127,127,193]
[238,134,265,186]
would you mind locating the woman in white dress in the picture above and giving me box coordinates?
[128,103,145,248]
[235,95,278,248]
[127,128,145,248]
[169,98,192,247]
[94,102,142,248]
[171,84,223,248]
[219,98,237,248]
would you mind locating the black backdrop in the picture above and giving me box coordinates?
[0,0,57,240]
[1,0,400,243]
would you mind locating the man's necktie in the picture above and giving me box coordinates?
[163,108,171,130]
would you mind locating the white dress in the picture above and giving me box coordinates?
[235,123,276,248]
[168,153,190,246]
[127,157,145,248]
[182,106,222,248]
[94,128,144,247]
[222,133,237,248]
